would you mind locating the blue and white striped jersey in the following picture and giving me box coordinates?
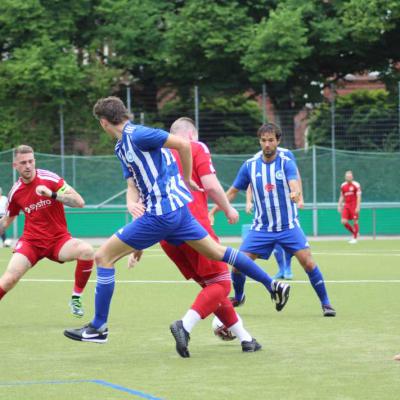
[254,146,296,162]
[115,121,192,215]
[233,153,298,232]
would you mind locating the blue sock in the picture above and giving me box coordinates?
[307,266,330,306]
[223,247,272,293]
[273,247,285,275]
[92,267,115,329]
[284,251,293,275]
[231,271,246,301]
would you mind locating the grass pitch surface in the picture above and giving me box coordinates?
[0,239,399,400]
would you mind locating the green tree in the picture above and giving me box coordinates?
[308,90,398,151]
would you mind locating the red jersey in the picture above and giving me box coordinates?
[7,169,69,243]
[171,141,216,227]
[340,181,361,209]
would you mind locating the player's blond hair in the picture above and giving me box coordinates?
[170,117,198,139]
[14,145,34,157]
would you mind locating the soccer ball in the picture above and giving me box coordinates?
[3,239,12,248]
[211,316,240,341]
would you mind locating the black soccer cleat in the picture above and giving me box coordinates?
[170,320,190,358]
[241,338,262,353]
[229,295,246,308]
[63,323,108,343]
[322,304,336,317]
[271,280,290,311]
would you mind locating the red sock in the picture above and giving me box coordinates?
[0,286,7,300]
[73,259,93,295]
[191,279,231,319]
[214,297,238,328]
[344,223,354,234]
[353,222,359,238]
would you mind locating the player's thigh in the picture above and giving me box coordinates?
[95,234,137,267]
[160,241,196,280]
[58,238,94,262]
[186,235,226,260]
[1,253,32,288]
[341,208,351,222]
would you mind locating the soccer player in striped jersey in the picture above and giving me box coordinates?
[64,97,290,357]
[0,145,94,317]
[211,123,336,317]
[129,117,260,354]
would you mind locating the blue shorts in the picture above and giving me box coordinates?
[116,205,208,250]
[240,225,309,260]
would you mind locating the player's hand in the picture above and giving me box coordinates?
[245,202,253,214]
[128,201,145,219]
[35,185,52,197]
[208,211,215,226]
[337,206,342,213]
[225,206,239,224]
[355,207,360,214]
[297,197,305,209]
[290,192,300,203]
[127,250,143,269]
[185,179,204,192]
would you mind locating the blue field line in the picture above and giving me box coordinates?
[0,379,164,399]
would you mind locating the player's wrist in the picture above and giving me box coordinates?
[51,191,58,200]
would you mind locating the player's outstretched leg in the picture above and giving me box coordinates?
[222,247,290,312]
[273,245,285,279]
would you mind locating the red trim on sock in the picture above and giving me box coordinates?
[73,259,94,294]
[0,286,7,300]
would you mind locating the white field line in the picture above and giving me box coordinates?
[19,278,400,284]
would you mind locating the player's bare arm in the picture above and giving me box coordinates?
[0,215,15,236]
[338,193,344,213]
[288,179,301,203]
[296,169,305,209]
[209,186,239,223]
[200,174,239,224]
[356,192,361,214]
[163,134,201,192]
[126,178,145,219]
[245,185,253,214]
[36,184,84,208]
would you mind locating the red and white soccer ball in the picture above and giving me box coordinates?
[212,315,241,341]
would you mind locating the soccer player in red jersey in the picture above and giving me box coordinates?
[338,170,361,244]
[129,117,260,354]
[0,145,94,317]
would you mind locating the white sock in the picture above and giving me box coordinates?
[182,309,201,333]
[229,320,252,343]
[72,292,82,297]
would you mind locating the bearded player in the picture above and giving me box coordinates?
[0,145,94,317]
[338,170,361,244]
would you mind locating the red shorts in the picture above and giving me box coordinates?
[342,207,358,221]
[13,234,72,267]
[160,228,228,282]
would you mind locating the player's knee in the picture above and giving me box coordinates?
[341,219,347,225]
[78,243,94,260]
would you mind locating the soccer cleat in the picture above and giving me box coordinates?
[348,238,357,244]
[272,271,284,280]
[229,295,246,308]
[69,296,84,318]
[283,271,293,280]
[241,338,262,352]
[322,305,336,317]
[271,280,290,311]
[63,323,108,343]
[170,320,190,358]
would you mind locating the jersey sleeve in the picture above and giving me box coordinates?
[286,150,297,163]
[193,142,216,178]
[133,126,169,151]
[284,159,298,181]
[6,196,21,217]
[232,162,250,191]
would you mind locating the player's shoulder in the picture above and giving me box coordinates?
[341,182,347,188]
[8,180,23,202]
[191,140,210,155]
[37,169,61,182]
[352,180,361,188]
[247,151,262,164]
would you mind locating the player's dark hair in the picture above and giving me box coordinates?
[93,96,131,125]
[14,145,34,156]
[257,123,282,140]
